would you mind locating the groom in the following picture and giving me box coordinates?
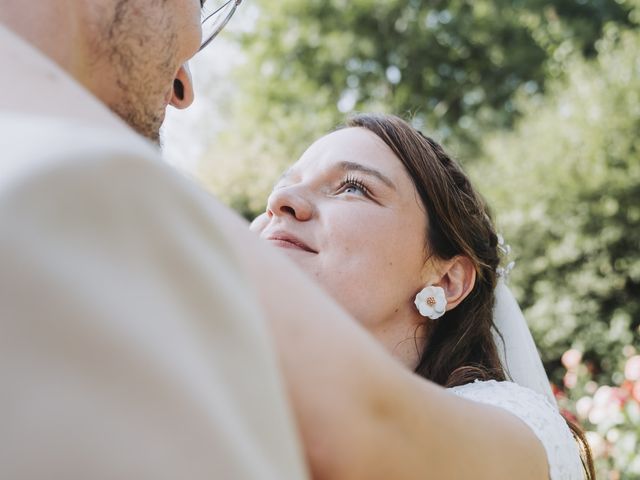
[0,1,312,478]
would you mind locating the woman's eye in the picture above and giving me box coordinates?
[338,177,369,196]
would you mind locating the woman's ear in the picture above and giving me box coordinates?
[436,256,476,311]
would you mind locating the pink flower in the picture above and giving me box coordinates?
[633,381,640,403]
[561,349,582,370]
[563,371,578,389]
[585,381,598,394]
[589,386,626,425]
[624,355,640,381]
[576,396,593,420]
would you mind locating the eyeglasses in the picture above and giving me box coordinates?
[200,0,243,52]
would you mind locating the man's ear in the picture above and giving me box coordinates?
[437,256,476,311]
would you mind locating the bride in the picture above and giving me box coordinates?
[251,113,593,479]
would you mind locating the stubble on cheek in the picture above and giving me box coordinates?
[90,0,179,142]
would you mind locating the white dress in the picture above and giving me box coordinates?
[449,380,584,480]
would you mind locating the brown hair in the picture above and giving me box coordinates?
[345,113,595,479]
[346,113,504,387]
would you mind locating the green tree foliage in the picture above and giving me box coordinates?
[476,24,640,388]
[242,0,632,145]
[200,0,632,219]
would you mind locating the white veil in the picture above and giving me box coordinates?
[492,279,556,405]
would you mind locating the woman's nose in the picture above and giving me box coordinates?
[266,186,314,222]
[170,63,195,109]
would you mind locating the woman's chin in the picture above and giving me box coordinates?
[277,246,314,267]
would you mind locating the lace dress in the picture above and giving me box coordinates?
[449,380,583,479]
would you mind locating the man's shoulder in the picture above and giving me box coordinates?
[0,110,222,246]
[0,109,245,252]
[0,111,161,191]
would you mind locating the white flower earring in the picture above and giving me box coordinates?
[414,285,447,319]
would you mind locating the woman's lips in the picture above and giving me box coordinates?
[267,233,318,253]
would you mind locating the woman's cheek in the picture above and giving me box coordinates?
[249,213,269,233]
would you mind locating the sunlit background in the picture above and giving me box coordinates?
[164,1,640,477]
[162,4,258,174]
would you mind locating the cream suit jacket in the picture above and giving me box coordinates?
[0,24,308,480]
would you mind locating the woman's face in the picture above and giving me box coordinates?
[252,127,433,360]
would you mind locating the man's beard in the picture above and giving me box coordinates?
[108,89,166,144]
[94,0,178,144]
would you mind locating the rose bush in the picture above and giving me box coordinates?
[557,349,640,479]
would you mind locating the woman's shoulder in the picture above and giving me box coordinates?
[448,380,562,430]
[448,380,583,480]
[449,378,554,408]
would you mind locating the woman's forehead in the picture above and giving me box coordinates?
[295,127,404,176]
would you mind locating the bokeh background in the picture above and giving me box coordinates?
[164,1,640,477]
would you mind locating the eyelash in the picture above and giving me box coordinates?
[338,175,370,196]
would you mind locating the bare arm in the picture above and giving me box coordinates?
[220,210,549,480]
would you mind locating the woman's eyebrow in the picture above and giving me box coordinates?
[337,161,396,190]
[274,162,396,190]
